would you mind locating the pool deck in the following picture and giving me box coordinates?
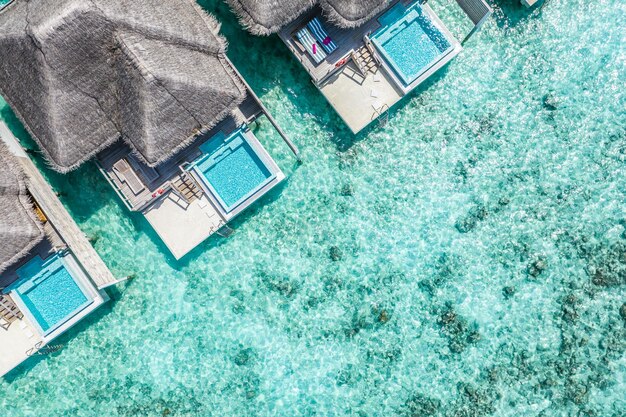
[0,268,107,377]
[98,95,287,260]
[142,128,285,260]
[319,61,403,132]
[278,1,468,133]
[143,193,225,260]
[0,122,111,377]
[0,315,43,377]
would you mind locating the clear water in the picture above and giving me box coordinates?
[372,3,452,85]
[0,0,625,416]
[11,255,89,334]
[197,132,272,209]
[0,0,11,9]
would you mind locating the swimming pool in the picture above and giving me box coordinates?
[371,2,454,86]
[8,253,92,335]
[191,127,276,213]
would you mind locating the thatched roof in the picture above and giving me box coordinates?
[225,0,391,35]
[0,141,44,274]
[322,0,392,28]
[0,0,246,173]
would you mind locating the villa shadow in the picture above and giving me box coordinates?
[0,105,120,224]
[490,0,546,29]
[198,0,345,131]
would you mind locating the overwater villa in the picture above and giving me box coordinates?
[0,0,299,260]
[0,123,114,377]
[227,0,492,133]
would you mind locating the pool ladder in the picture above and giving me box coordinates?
[372,104,390,127]
[217,224,235,238]
[26,342,64,356]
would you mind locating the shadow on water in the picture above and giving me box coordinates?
[197,0,359,143]
[490,0,546,29]
[0,105,118,223]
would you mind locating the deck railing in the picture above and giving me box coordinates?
[228,62,302,164]
[453,0,493,44]
[95,160,134,211]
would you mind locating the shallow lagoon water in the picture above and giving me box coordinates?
[0,0,625,416]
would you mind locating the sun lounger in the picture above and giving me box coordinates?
[307,17,338,54]
[113,159,145,195]
[295,27,327,64]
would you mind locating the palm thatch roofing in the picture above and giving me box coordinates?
[0,141,44,274]
[225,0,391,35]
[0,0,246,173]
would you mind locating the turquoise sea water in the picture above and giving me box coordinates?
[0,0,625,416]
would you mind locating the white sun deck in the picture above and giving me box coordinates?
[0,315,43,377]
[319,62,403,133]
[0,251,108,377]
[522,0,539,7]
[143,129,285,260]
[144,193,224,260]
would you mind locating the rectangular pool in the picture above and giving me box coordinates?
[191,127,276,213]
[371,2,454,86]
[8,253,92,335]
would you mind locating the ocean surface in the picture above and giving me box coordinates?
[0,0,624,416]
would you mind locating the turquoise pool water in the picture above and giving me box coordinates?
[372,2,453,86]
[0,0,12,10]
[9,254,90,335]
[193,128,273,211]
[0,0,624,416]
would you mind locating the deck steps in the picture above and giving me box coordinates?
[173,175,203,203]
[0,295,23,329]
[352,45,377,76]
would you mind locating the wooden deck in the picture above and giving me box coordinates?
[97,95,261,212]
[278,5,385,84]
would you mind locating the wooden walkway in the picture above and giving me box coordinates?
[0,122,117,290]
